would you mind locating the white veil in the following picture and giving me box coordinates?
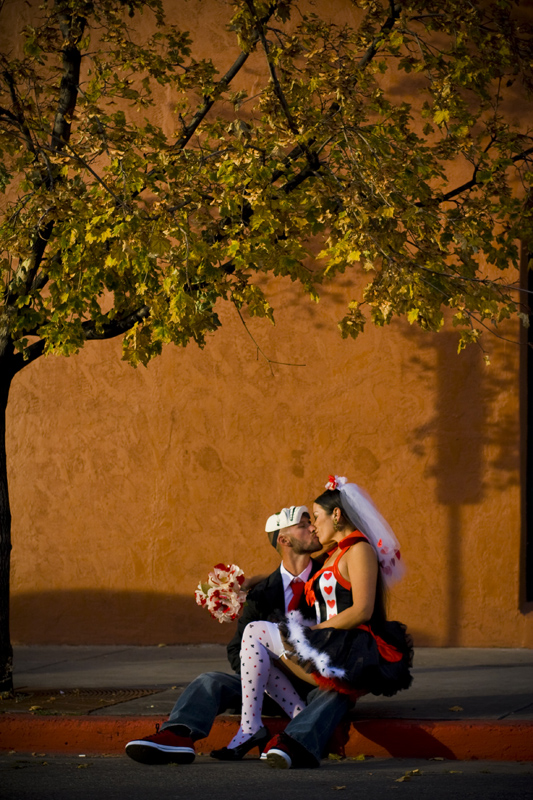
[325,475,405,587]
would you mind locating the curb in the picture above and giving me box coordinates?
[1,715,532,761]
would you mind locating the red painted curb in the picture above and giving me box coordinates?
[343,719,533,762]
[0,715,532,761]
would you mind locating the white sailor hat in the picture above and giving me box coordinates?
[265,505,309,548]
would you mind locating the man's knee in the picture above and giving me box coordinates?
[196,671,227,682]
[190,671,236,690]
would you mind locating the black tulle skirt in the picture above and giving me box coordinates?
[279,611,413,700]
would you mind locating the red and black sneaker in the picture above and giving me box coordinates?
[125,727,195,765]
[262,731,320,769]
[262,733,293,769]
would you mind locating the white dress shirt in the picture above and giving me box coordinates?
[280,561,313,612]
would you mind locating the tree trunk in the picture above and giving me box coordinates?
[0,360,14,693]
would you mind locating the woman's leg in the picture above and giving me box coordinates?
[227,621,305,749]
[265,663,306,717]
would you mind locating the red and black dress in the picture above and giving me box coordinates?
[280,532,413,700]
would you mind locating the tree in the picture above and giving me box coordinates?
[1,0,532,691]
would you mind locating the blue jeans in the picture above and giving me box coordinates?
[161,671,351,765]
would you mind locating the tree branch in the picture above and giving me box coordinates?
[83,306,150,340]
[165,4,278,158]
[234,304,305,374]
[0,66,37,157]
[9,304,151,375]
[58,141,125,205]
[209,2,403,233]
[0,105,19,125]
[358,0,402,71]
[5,221,55,305]
[5,12,87,326]
[141,20,269,189]
[8,339,46,373]
[438,146,533,204]
[171,51,253,153]
[246,0,301,137]
[267,0,403,186]
[50,11,85,151]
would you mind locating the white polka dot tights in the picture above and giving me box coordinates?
[227,620,305,750]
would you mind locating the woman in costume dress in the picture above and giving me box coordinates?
[211,476,413,761]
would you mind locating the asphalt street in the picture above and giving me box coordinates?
[1,754,532,800]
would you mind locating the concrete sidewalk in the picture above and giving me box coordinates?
[1,645,532,762]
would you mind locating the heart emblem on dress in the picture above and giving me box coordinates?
[324,586,333,595]
[324,572,333,580]
[327,599,335,608]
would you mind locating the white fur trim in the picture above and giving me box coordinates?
[284,611,346,680]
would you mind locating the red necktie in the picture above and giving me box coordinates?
[288,577,304,612]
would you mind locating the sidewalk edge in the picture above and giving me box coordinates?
[1,715,532,762]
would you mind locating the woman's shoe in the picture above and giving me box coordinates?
[210,726,270,761]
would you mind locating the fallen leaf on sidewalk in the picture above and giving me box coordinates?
[395,769,422,782]
[448,705,464,712]
[332,786,346,790]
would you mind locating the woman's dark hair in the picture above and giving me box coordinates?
[314,488,387,623]
[314,488,349,521]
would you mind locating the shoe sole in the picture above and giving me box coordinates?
[125,741,195,765]
[265,749,291,769]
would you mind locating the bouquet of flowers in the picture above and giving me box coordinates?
[195,563,246,623]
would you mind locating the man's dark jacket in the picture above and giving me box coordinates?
[226,561,320,673]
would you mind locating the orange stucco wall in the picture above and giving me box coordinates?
[8,275,533,647]
[5,0,533,647]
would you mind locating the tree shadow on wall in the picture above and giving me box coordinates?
[401,326,520,645]
[11,591,236,645]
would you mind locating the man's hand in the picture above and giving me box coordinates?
[241,574,268,592]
